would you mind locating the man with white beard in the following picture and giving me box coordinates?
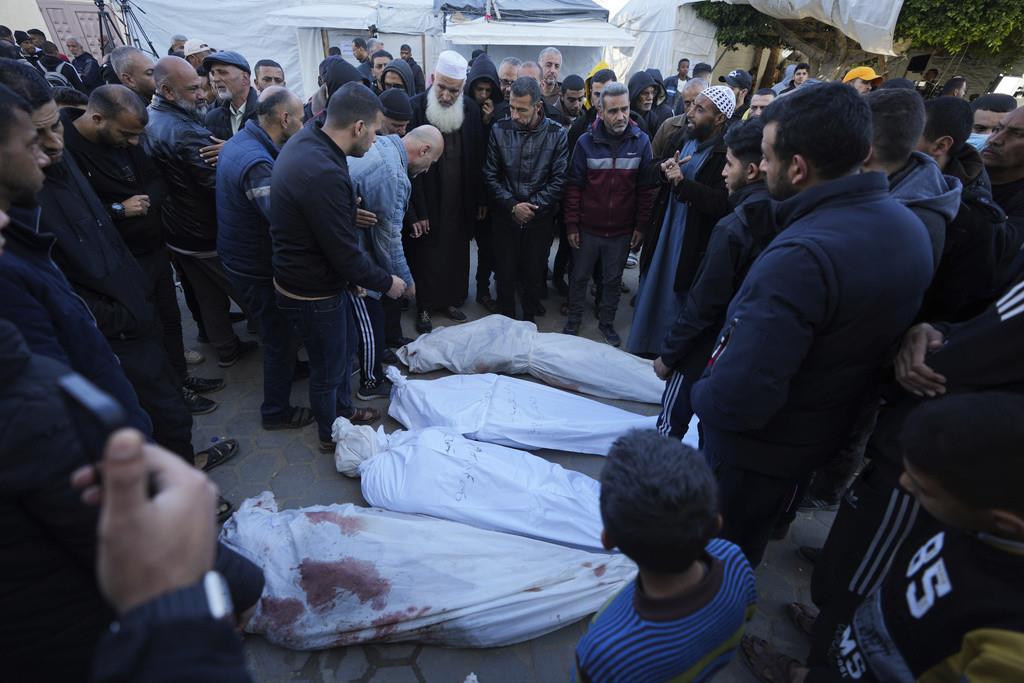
[406,50,487,333]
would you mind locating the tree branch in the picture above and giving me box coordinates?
[775,21,828,64]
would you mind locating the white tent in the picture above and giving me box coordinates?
[598,0,718,79]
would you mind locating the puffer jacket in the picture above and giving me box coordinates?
[483,113,569,219]
[145,95,218,252]
[381,58,416,97]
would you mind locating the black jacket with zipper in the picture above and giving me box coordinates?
[483,112,569,219]
[145,95,218,252]
[205,87,260,141]
[661,181,776,380]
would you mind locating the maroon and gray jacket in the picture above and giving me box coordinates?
[563,119,659,238]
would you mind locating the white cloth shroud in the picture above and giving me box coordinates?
[396,314,666,404]
[385,367,658,455]
[333,421,606,551]
[221,492,636,649]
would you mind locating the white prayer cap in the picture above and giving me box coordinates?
[700,85,736,119]
[435,50,469,81]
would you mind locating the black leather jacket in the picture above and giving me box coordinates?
[144,96,218,252]
[483,114,569,219]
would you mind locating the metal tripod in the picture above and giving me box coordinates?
[94,0,124,56]
[118,0,159,57]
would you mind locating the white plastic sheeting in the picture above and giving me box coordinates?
[725,0,905,56]
[445,17,635,47]
[597,0,718,78]
[222,492,636,649]
[397,315,665,404]
[333,422,606,551]
[386,367,657,455]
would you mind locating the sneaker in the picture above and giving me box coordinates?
[184,375,224,394]
[415,310,432,333]
[218,339,259,368]
[798,496,840,513]
[625,253,639,269]
[182,386,217,415]
[184,349,205,365]
[381,347,399,365]
[444,306,467,322]
[562,320,580,336]
[357,378,393,401]
[598,323,621,347]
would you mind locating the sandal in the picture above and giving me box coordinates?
[348,407,381,425]
[786,601,818,637]
[262,406,315,431]
[740,635,805,683]
[217,495,234,523]
[196,438,239,472]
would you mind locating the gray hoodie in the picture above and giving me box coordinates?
[889,151,962,271]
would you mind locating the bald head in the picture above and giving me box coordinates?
[256,85,303,144]
[519,61,542,83]
[404,124,444,176]
[154,56,205,112]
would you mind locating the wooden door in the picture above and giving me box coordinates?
[37,0,126,57]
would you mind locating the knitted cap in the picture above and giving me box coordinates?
[379,88,412,121]
[700,85,736,118]
[435,50,468,81]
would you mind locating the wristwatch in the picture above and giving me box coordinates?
[118,571,234,630]
[111,202,126,220]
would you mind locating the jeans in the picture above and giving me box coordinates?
[567,231,631,325]
[230,273,298,422]
[493,215,552,320]
[276,292,354,442]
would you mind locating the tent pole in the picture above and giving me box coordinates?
[320,28,330,58]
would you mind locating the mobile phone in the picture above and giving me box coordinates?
[58,373,128,464]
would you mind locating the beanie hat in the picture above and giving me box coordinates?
[380,88,412,121]
[14,31,31,44]
[701,85,736,118]
[562,74,585,92]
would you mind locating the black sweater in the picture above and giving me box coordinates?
[270,123,392,298]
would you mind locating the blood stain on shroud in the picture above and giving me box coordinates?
[259,596,306,631]
[299,557,392,611]
[305,510,364,535]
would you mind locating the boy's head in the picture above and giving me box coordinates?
[899,392,1024,540]
[722,117,765,194]
[600,430,720,572]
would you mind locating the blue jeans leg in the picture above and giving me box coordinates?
[230,274,297,422]
[276,293,351,442]
[657,370,694,440]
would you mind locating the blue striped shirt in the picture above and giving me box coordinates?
[574,538,756,682]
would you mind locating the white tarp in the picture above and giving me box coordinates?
[445,17,635,47]
[334,422,607,551]
[597,0,718,79]
[222,492,636,649]
[386,368,657,455]
[397,315,665,404]
[726,0,905,56]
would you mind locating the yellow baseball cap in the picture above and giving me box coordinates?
[843,66,884,85]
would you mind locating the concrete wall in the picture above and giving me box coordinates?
[6,0,48,36]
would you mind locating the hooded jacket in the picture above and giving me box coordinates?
[145,95,219,252]
[304,57,369,124]
[644,68,674,136]
[888,150,962,271]
[466,55,502,104]
[404,55,426,93]
[627,70,661,136]
[691,172,934,477]
[205,86,260,141]
[919,144,1006,322]
[381,57,416,97]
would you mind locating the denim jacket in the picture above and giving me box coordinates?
[347,135,414,297]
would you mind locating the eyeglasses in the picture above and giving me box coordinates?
[500,79,515,88]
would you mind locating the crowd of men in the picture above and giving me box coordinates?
[1,22,1024,683]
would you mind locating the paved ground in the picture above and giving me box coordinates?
[187,253,834,682]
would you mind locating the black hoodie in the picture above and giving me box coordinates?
[627,70,661,136]
[466,55,505,126]
[644,68,674,135]
[304,57,369,125]
[382,57,416,97]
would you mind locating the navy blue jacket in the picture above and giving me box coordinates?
[0,207,151,436]
[270,122,392,298]
[691,172,934,477]
[217,119,278,279]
